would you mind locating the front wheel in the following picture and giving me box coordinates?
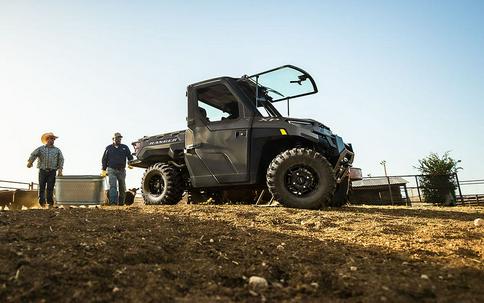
[141,163,184,205]
[266,148,336,209]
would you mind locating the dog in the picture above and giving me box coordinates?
[0,190,15,210]
[13,190,39,209]
[0,190,39,210]
[104,188,139,206]
[124,188,139,206]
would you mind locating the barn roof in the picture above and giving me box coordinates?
[352,177,409,188]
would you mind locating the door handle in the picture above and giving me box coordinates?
[236,130,247,137]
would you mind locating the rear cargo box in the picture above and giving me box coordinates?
[55,175,105,205]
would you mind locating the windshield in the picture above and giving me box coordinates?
[248,65,317,102]
[237,79,282,118]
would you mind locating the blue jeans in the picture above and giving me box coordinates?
[39,169,56,205]
[107,167,126,205]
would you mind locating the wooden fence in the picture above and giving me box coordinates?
[459,194,484,207]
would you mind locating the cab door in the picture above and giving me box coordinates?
[184,79,251,188]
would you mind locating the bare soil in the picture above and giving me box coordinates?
[0,203,482,302]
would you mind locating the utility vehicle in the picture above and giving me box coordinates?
[130,65,354,209]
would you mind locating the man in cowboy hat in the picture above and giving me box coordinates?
[27,132,64,208]
[101,132,133,205]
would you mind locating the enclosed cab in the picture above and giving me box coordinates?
[130,65,354,209]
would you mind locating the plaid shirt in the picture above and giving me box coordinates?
[28,145,64,170]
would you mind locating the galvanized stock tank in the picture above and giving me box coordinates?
[55,175,105,205]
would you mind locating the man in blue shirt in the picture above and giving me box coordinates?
[101,132,134,205]
[27,132,64,208]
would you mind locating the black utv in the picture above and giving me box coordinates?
[130,65,354,209]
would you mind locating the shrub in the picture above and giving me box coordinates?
[416,152,461,205]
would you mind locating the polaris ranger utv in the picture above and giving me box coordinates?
[130,65,354,209]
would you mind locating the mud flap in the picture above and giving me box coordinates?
[331,176,350,207]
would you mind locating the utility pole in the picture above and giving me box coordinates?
[380,160,394,205]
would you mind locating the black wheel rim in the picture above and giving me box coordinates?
[284,165,319,197]
[147,173,164,196]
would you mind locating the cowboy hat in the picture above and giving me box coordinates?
[112,132,123,139]
[41,132,58,144]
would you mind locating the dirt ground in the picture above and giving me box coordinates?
[0,202,482,302]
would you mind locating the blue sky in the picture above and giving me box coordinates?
[1,1,483,193]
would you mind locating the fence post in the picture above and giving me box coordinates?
[454,173,464,205]
[404,184,411,207]
[415,176,422,202]
[476,195,479,206]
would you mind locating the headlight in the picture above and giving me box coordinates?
[318,127,333,137]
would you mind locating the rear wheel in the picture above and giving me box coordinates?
[141,163,184,205]
[267,148,335,209]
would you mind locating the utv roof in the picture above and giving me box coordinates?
[188,76,236,88]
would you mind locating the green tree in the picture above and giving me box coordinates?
[416,152,461,205]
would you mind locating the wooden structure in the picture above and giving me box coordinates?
[351,177,409,205]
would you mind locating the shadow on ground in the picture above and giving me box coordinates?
[0,206,482,302]
[342,205,481,222]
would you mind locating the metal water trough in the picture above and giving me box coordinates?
[55,175,105,205]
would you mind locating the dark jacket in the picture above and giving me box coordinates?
[102,144,134,170]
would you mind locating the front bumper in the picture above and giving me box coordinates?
[128,159,148,169]
[333,148,354,184]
